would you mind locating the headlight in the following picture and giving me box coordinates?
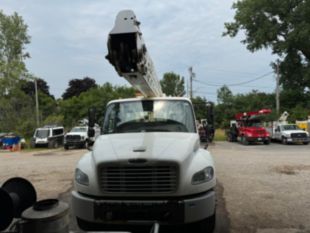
[192,167,214,185]
[75,168,89,186]
[247,133,253,137]
[284,134,291,138]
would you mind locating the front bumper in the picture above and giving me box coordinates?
[246,137,269,142]
[72,190,215,225]
[287,137,309,143]
[64,141,85,147]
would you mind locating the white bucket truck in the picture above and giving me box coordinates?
[71,10,216,233]
[266,111,309,144]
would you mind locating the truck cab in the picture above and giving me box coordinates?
[72,97,216,232]
[64,125,100,150]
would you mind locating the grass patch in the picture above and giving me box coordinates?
[214,129,227,141]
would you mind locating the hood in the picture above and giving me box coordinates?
[66,132,87,137]
[245,127,267,133]
[91,132,199,164]
[282,130,309,135]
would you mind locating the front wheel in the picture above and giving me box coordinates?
[303,142,309,145]
[264,140,270,145]
[241,136,248,145]
[84,140,89,149]
[281,137,287,145]
[192,213,216,233]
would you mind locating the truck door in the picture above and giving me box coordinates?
[275,126,281,140]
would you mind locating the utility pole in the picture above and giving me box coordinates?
[276,62,280,115]
[34,78,40,127]
[188,67,195,99]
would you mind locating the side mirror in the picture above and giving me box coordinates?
[88,107,96,128]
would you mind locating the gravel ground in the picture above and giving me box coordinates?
[209,141,310,233]
[1,142,310,233]
[0,148,85,200]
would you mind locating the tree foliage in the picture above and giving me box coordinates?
[224,0,310,95]
[62,77,97,100]
[160,72,185,96]
[21,77,54,98]
[60,83,135,128]
[191,96,208,120]
[0,11,30,82]
[0,11,35,137]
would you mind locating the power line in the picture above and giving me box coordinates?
[193,71,273,87]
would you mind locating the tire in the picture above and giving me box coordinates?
[53,141,59,148]
[303,142,309,145]
[264,140,270,145]
[64,144,69,150]
[48,141,54,149]
[281,137,287,145]
[30,141,36,148]
[192,213,216,233]
[241,136,248,145]
[84,140,89,149]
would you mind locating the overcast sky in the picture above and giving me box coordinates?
[1,0,277,102]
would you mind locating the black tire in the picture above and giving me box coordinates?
[30,141,36,148]
[48,141,54,149]
[264,140,270,145]
[192,213,216,233]
[241,136,248,145]
[303,142,309,145]
[281,137,287,145]
[64,144,69,150]
[84,140,89,149]
[53,141,59,148]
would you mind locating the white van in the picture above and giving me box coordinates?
[31,125,64,148]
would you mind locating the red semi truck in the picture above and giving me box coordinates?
[228,109,271,145]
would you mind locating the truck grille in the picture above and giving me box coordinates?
[291,133,307,138]
[255,130,266,134]
[65,135,81,141]
[99,163,178,193]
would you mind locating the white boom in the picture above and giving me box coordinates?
[106,10,163,97]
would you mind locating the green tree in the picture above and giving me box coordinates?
[223,0,310,101]
[0,87,36,137]
[60,83,135,128]
[0,11,30,83]
[217,85,233,104]
[62,77,97,100]
[0,11,34,137]
[191,96,208,120]
[160,72,185,96]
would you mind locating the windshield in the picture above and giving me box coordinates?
[71,127,87,132]
[103,100,196,134]
[35,129,49,138]
[282,125,300,130]
[244,121,262,127]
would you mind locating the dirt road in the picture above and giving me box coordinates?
[209,141,310,233]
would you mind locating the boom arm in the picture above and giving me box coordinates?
[106,10,163,97]
[235,109,272,121]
